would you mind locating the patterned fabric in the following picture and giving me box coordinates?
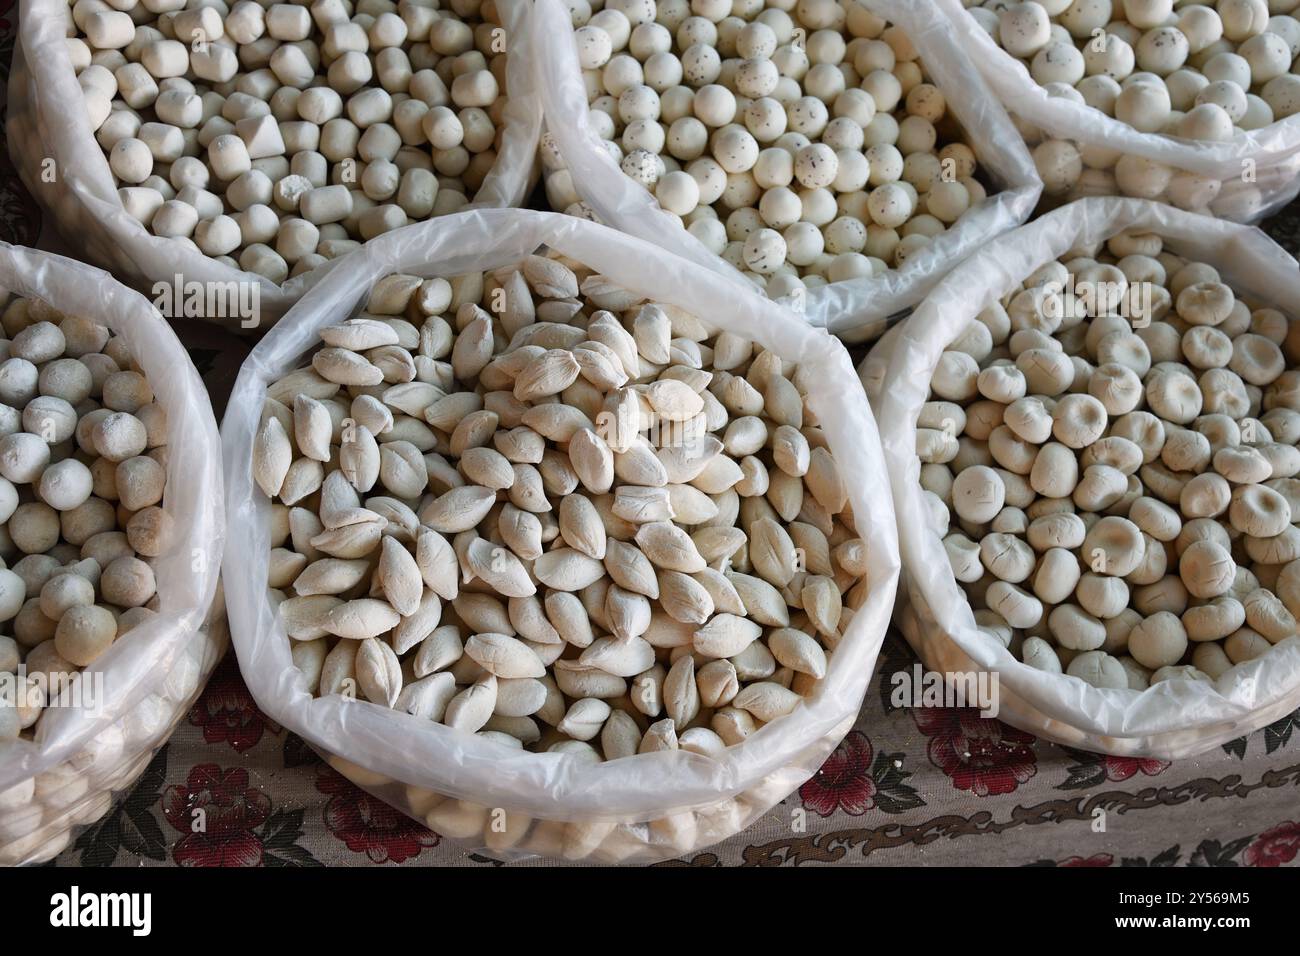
[3,9,1298,869]
[39,644,1300,868]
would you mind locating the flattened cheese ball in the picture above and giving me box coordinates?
[924,233,1299,690]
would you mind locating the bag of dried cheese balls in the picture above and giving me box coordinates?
[0,244,224,865]
[221,207,899,863]
[939,0,1300,223]
[870,197,1300,759]
[7,0,542,327]
[531,0,1043,343]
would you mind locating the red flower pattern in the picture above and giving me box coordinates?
[316,768,439,864]
[1060,854,1114,867]
[914,708,1038,797]
[162,765,271,866]
[1245,821,1300,867]
[189,656,272,753]
[1103,756,1170,781]
[800,732,877,817]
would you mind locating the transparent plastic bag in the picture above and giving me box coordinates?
[530,0,1042,342]
[221,207,899,863]
[0,244,225,865]
[939,0,1300,223]
[6,0,543,328]
[870,196,1300,760]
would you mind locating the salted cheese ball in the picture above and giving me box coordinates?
[922,228,1300,690]
[71,0,514,282]
[543,0,992,300]
[0,290,168,743]
[966,0,1300,213]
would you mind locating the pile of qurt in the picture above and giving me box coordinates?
[544,0,989,298]
[0,293,168,742]
[966,0,1300,203]
[255,256,868,762]
[922,231,1300,690]
[70,0,511,281]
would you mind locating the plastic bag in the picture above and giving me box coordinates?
[221,207,899,863]
[938,0,1300,223]
[870,196,1300,760]
[0,244,225,865]
[6,0,543,328]
[530,0,1042,342]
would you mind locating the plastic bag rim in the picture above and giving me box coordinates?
[875,195,1300,744]
[529,0,1043,336]
[0,242,224,790]
[10,0,543,309]
[222,206,900,820]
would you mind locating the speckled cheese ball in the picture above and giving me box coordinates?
[551,0,992,298]
[925,228,1300,692]
[0,291,167,739]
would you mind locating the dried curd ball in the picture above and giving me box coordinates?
[923,229,1300,692]
[72,0,514,282]
[543,0,992,299]
[255,256,868,761]
[0,291,168,742]
[967,0,1300,208]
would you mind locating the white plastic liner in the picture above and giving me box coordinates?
[6,0,543,327]
[0,244,225,864]
[871,196,1300,760]
[221,207,899,862]
[530,0,1043,342]
[939,0,1300,223]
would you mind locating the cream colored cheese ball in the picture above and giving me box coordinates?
[558,0,992,299]
[0,291,167,738]
[981,0,1300,136]
[73,0,514,281]
[923,227,1299,691]
[253,254,869,760]
[974,0,1300,212]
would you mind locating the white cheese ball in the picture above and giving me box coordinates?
[927,235,1299,695]
[76,0,511,277]
[559,4,987,291]
[999,3,1053,58]
[742,227,787,273]
[981,0,1300,209]
[0,294,165,732]
[656,169,701,214]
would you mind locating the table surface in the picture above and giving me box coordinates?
[3,9,1299,868]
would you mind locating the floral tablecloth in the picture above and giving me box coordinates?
[43,637,1300,868]
[2,5,1298,868]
